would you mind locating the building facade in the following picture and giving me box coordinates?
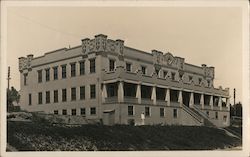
[19,34,230,127]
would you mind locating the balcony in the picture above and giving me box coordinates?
[141,98,153,105]
[157,100,167,106]
[124,96,138,103]
[105,97,118,103]
[203,105,211,110]
[170,101,180,107]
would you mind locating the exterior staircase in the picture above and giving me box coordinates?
[182,104,204,125]
[192,105,216,127]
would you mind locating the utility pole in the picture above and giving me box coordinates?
[7,66,11,90]
[234,88,236,116]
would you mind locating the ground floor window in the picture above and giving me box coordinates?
[173,109,177,118]
[62,109,67,115]
[127,119,135,126]
[160,108,165,117]
[215,112,218,119]
[81,108,86,116]
[145,107,150,117]
[206,111,209,117]
[71,109,76,115]
[54,110,58,115]
[128,106,134,116]
[90,107,96,115]
[223,115,227,123]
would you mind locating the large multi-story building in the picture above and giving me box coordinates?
[19,34,230,127]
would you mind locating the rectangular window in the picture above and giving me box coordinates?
[38,70,42,83]
[215,112,218,119]
[173,109,177,118]
[81,108,86,116]
[90,107,96,115]
[199,78,202,84]
[171,72,176,81]
[46,91,50,104]
[128,106,134,116]
[71,109,76,115]
[79,61,85,75]
[54,90,58,103]
[90,84,96,99]
[188,76,193,82]
[54,110,58,115]
[62,89,67,102]
[71,63,76,77]
[24,74,27,85]
[62,109,67,115]
[109,59,115,71]
[163,71,168,78]
[28,93,32,105]
[206,111,209,117]
[145,107,150,117]
[45,68,50,82]
[61,65,67,79]
[90,58,96,73]
[155,69,160,76]
[53,67,58,80]
[141,66,146,75]
[38,92,43,104]
[160,108,165,117]
[71,87,76,101]
[80,86,85,100]
[126,63,131,72]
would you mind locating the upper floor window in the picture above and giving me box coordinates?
[189,76,193,82]
[90,58,96,73]
[53,67,58,80]
[80,86,85,100]
[71,63,76,77]
[109,59,115,71]
[38,92,43,104]
[46,91,50,104]
[45,68,50,82]
[171,72,176,81]
[38,70,42,83]
[79,61,85,75]
[198,78,202,84]
[163,71,168,78]
[155,69,160,76]
[24,73,27,85]
[54,90,58,103]
[126,63,131,72]
[141,66,146,75]
[207,80,211,86]
[62,89,67,102]
[90,84,96,99]
[71,87,76,101]
[61,65,67,79]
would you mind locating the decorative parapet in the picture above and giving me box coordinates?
[81,34,124,56]
[202,64,214,79]
[18,54,33,73]
[152,50,185,70]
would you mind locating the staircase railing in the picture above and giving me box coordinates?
[193,105,216,127]
[193,105,210,119]
[182,104,203,124]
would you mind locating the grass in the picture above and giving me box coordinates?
[7,121,241,151]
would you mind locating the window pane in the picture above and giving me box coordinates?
[128,106,134,115]
[90,85,96,99]
[62,65,67,79]
[90,59,96,73]
[80,61,85,75]
[45,69,50,81]
[62,89,67,102]
[46,91,50,103]
[80,86,85,100]
[38,92,43,104]
[54,90,58,103]
[90,107,96,115]
[71,87,76,101]
[53,67,58,80]
[71,63,76,77]
[38,70,42,83]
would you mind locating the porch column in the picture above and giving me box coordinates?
[189,92,194,108]
[209,95,213,110]
[118,81,124,103]
[151,86,156,105]
[165,88,170,106]
[178,90,183,106]
[102,83,107,103]
[136,83,141,104]
[218,96,222,111]
[200,93,204,109]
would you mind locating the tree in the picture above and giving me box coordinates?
[7,86,20,112]
[230,102,242,117]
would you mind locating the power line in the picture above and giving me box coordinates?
[9,10,82,39]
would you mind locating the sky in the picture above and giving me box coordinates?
[6,6,243,104]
